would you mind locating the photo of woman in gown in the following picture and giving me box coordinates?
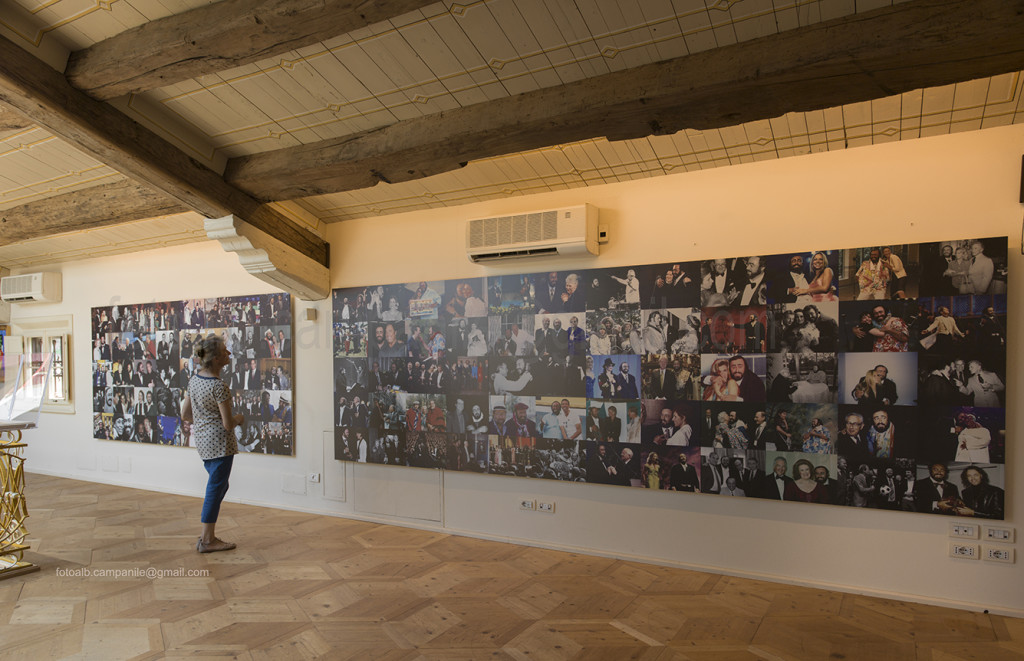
[466,322,487,357]
[790,251,838,302]
[642,451,662,489]
[784,458,829,503]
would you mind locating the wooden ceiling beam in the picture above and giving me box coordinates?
[0,105,33,133]
[224,0,1024,201]
[0,31,328,268]
[0,180,189,245]
[65,0,443,100]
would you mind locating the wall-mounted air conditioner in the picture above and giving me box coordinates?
[0,272,62,303]
[466,204,599,263]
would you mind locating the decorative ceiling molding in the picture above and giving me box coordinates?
[205,214,330,301]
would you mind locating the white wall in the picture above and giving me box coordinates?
[17,123,1024,615]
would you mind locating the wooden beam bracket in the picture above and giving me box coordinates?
[205,215,329,301]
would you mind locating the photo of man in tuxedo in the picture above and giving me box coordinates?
[755,456,794,500]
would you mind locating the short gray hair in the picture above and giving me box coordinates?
[193,334,226,369]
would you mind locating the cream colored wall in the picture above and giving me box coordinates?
[16,122,1024,615]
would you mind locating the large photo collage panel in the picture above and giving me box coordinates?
[91,293,295,455]
[333,238,1008,519]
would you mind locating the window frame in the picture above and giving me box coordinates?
[10,315,74,414]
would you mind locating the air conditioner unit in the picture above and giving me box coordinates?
[466,204,599,263]
[0,272,62,303]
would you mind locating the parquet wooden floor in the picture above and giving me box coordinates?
[2,473,1021,660]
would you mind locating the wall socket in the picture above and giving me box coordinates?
[538,501,555,514]
[983,525,1015,543]
[308,473,321,483]
[949,522,979,539]
[520,499,536,511]
[983,546,1015,563]
[949,542,980,560]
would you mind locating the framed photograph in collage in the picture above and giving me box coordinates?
[331,237,1009,519]
[91,293,294,456]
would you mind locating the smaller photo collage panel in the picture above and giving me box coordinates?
[332,238,1008,519]
[91,293,295,456]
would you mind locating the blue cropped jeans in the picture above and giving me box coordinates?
[201,454,234,523]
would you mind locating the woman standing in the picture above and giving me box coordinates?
[181,335,245,553]
[642,452,662,489]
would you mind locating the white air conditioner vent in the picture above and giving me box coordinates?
[0,272,62,303]
[466,205,598,263]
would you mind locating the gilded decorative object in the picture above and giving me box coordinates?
[0,429,38,579]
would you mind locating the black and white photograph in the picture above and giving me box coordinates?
[586,266,643,310]
[766,352,837,403]
[640,308,701,355]
[768,302,840,353]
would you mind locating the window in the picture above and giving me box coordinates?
[10,315,73,414]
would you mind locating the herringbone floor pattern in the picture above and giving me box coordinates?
[0,473,1020,660]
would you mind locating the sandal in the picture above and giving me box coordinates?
[196,537,236,553]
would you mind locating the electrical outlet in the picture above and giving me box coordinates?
[520,499,536,511]
[949,522,979,539]
[983,525,1015,543]
[308,473,321,483]
[949,542,979,560]
[538,501,555,514]
[983,546,1015,563]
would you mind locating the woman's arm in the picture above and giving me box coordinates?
[218,398,244,432]
[181,392,193,422]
